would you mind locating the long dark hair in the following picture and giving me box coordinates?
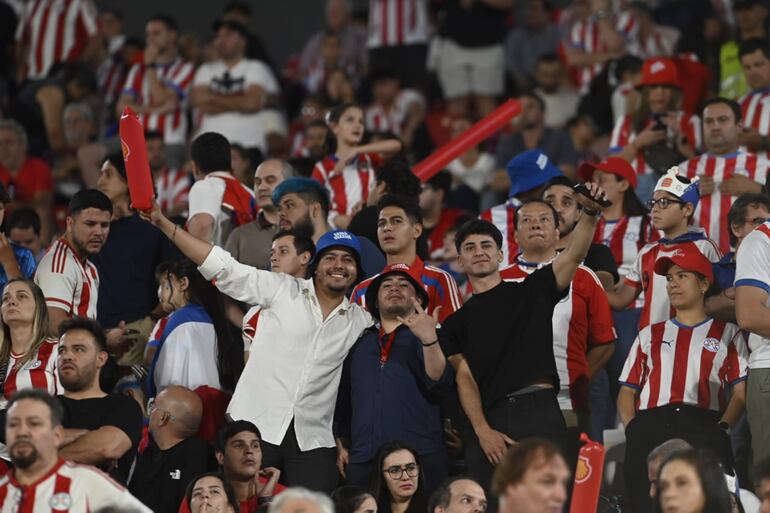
[323,101,363,156]
[651,450,733,513]
[167,259,237,390]
[185,472,239,513]
[369,441,427,513]
[613,175,655,245]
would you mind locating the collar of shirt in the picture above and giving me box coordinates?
[256,210,273,229]
[58,237,88,265]
[658,228,707,245]
[9,458,65,489]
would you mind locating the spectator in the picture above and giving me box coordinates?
[273,176,385,278]
[721,1,768,99]
[480,150,563,266]
[6,208,43,264]
[0,279,58,409]
[533,55,580,130]
[296,120,329,161]
[95,7,128,117]
[738,38,770,158]
[301,32,353,96]
[370,441,427,513]
[0,183,36,289]
[186,473,240,513]
[129,385,209,513]
[59,101,108,197]
[337,263,452,493]
[609,58,701,201]
[0,389,150,512]
[567,116,600,168]
[322,68,357,108]
[92,153,178,365]
[230,144,254,187]
[365,68,425,149]
[428,477,488,513]
[269,487,336,513]
[435,0,513,118]
[420,171,468,261]
[652,450,734,513]
[220,1,278,69]
[187,132,255,247]
[190,20,280,163]
[290,96,325,157]
[494,93,579,187]
[611,55,643,123]
[34,189,112,333]
[56,317,144,485]
[351,195,462,322]
[755,458,770,513]
[332,486,377,513]
[623,2,680,59]
[147,131,191,220]
[0,119,54,244]
[438,181,606,495]
[445,118,495,211]
[647,439,693,499]
[504,0,561,91]
[225,159,293,270]
[116,15,195,169]
[490,439,569,513]
[618,247,748,513]
[312,102,402,230]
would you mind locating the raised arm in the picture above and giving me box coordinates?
[140,202,213,265]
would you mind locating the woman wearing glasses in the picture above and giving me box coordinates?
[370,442,426,513]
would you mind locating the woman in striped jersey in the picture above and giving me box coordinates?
[0,278,58,409]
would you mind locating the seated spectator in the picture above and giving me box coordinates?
[186,473,240,513]
[0,279,58,409]
[738,38,770,158]
[231,144,254,187]
[130,385,209,513]
[34,189,112,333]
[290,96,326,157]
[95,7,128,120]
[721,2,767,99]
[142,260,177,370]
[365,68,425,149]
[0,119,54,243]
[755,457,770,512]
[312,102,402,230]
[0,184,36,289]
[321,68,356,108]
[647,439,693,499]
[331,486,377,513]
[612,55,644,123]
[491,439,570,513]
[445,118,495,212]
[7,208,44,263]
[533,54,580,129]
[504,0,561,91]
[567,115,600,167]
[269,488,336,513]
[421,171,470,261]
[57,317,144,484]
[220,1,278,68]
[295,120,329,161]
[147,131,191,220]
[428,477,488,513]
[370,441,427,513]
[623,2,680,59]
[57,102,106,190]
[301,31,352,96]
[651,450,734,513]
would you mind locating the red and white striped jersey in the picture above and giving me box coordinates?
[34,238,99,319]
[121,58,196,145]
[501,261,616,412]
[365,89,424,136]
[624,233,721,329]
[96,35,127,108]
[350,256,462,323]
[680,151,769,254]
[739,90,770,158]
[15,0,98,80]
[1,338,60,408]
[154,166,191,216]
[242,305,262,351]
[312,153,380,225]
[619,11,679,59]
[0,459,151,513]
[619,318,748,412]
[367,0,430,48]
[735,222,770,369]
[479,198,522,265]
[609,113,702,175]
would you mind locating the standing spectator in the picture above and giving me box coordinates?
[56,317,144,485]
[0,389,151,513]
[34,189,112,333]
[420,171,467,261]
[370,442,428,513]
[679,98,769,254]
[337,264,452,492]
[0,279,58,409]
[435,0,513,118]
[618,248,748,513]
[365,68,425,149]
[6,208,44,263]
[146,131,190,220]
[533,55,580,130]
[312,102,402,229]
[721,1,768,100]
[187,132,255,247]
[191,20,280,163]
[504,0,561,91]
[428,477,488,513]
[129,386,209,513]
[738,38,770,158]
[367,0,430,89]
[0,183,36,289]
[225,159,292,270]
[117,15,195,169]
[0,120,53,244]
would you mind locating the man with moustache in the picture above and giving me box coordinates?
[56,317,143,485]
[0,389,150,513]
[336,263,452,495]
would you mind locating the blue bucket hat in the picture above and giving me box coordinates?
[506,149,563,198]
[308,230,363,281]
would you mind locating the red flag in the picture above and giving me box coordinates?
[119,107,154,212]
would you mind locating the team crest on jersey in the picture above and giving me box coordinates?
[22,360,42,370]
[624,232,639,242]
[50,492,73,510]
[703,338,721,353]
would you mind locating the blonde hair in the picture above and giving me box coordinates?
[0,278,52,370]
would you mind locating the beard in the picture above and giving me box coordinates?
[381,302,413,319]
[10,441,38,469]
[71,234,101,257]
[291,213,315,239]
[59,364,95,393]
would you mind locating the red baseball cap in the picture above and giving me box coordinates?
[654,246,714,284]
[365,263,429,320]
[578,157,638,189]
[636,58,681,89]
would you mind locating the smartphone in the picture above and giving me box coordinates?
[651,112,667,131]
[573,183,612,208]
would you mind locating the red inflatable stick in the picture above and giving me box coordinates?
[570,433,605,513]
[413,99,521,181]
[119,107,154,212]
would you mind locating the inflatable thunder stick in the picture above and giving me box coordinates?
[570,433,605,513]
[119,107,154,212]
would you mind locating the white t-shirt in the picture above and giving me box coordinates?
[735,222,770,369]
[447,152,494,193]
[187,172,232,247]
[193,58,280,150]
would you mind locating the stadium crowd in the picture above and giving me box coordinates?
[2,0,770,512]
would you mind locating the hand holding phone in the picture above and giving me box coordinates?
[573,183,612,208]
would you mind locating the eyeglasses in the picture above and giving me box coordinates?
[384,463,419,480]
[744,217,768,227]
[147,397,176,421]
[645,198,687,210]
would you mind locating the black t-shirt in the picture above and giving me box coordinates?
[129,438,213,513]
[59,394,143,484]
[584,243,620,284]
[439,266,563,408]
[440,0,509,47]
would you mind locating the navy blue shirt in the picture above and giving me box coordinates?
[336,325,453,463]
[92,214,179,328]
[713,252,736,292]
[358,236,386,279]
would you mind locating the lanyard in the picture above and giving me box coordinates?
[377,328,398,368]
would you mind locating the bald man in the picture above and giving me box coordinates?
[128,386,212,513]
